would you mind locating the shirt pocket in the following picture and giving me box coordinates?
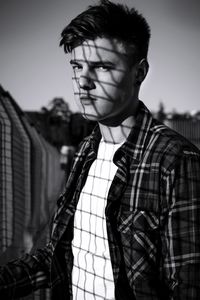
[117,209,160,283]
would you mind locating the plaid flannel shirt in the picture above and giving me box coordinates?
[1,101,200,299]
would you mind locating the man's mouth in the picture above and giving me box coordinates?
[80,95,97,105]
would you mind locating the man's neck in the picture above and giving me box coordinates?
[99,115,136,144]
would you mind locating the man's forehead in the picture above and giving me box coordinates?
[71,37,129,61]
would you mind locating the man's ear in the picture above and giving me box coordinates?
[135,59,149,85]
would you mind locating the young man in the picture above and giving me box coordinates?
[1,0,200,299]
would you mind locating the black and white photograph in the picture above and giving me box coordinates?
[0,0,200,299]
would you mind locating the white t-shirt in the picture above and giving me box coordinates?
[72,138,122,300]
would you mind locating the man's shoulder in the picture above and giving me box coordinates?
[151,118,200,154]
[136,101,200,158]
[145,118,200,171]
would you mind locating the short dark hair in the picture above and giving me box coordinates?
[60,0,151,60]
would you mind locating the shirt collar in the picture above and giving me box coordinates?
[84,101,153,163]
[119,101,153,162]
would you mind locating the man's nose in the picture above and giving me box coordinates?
[78,73,95,90]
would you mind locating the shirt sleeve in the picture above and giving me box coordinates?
[162,149,200,299]
[0,243,53,299]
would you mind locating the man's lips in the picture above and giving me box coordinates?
[80,95,97,105]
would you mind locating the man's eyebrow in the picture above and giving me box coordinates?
[70,59,115,65]
[92,61,115,66]
[70,59,80,65]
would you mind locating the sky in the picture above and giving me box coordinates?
[0,0,200,113]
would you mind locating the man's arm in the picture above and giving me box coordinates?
[0,243,53,299]
[162,149,200,299]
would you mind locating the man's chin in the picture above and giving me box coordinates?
[81,112,101,122]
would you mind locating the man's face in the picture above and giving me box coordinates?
[70,37,140,125]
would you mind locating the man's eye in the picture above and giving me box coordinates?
[72,65,82,71]
[96,65,111,71]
